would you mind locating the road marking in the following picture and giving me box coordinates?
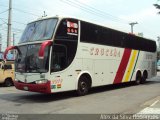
[150,100,159,107]
[137,100,160,114]
[138,107,160,114]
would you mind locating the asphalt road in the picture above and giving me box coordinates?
[0,73,160,115]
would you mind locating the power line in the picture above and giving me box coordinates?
[0,9,8,14]
[73,0,131,24]
[0,28,8,31]
[0,28,23,35]
[61,0,115,22]
[0,4,8,8]
[61,0,106,18]
[61,0,159,39]
[61,0,158,38]
[61,0,130,24]
[0,17,26,25]
[0,23,23,31]
[13,8,41,17]
[12,1,47,13]
[0,4,40,17]
[0,18,7,24]
[12,27,23,32]
[12,20,26,25]
[1,26,23,32]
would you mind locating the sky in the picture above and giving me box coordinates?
[0,0,160,51]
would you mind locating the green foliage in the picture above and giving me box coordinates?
[154,4,160,9]
[154,3,160,14]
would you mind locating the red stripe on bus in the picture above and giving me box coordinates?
[113,49,132,84]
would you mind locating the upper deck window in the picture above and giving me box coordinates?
[80,21,156,52]
[55,19,78,41]
[19,18,58,43]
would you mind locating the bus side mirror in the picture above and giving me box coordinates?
[39,40,52,59]
[4,46,21,60]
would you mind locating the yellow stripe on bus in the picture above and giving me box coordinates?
[123,50,138,82]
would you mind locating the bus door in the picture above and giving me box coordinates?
[51,44,67,72]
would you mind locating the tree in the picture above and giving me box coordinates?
[154,0,160,14]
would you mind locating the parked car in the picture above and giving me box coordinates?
[0,60,15,87]
[157,60,160,71]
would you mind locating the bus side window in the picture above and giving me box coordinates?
[51,44,67,72]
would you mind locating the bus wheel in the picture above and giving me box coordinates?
[4,78,13,87]
[135,72,141,85]
[77,76,89,96]
[141,71,148,84]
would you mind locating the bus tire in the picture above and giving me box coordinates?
[4,78,13,87]
[141,70,148,84]
[77,76,90,96]
[135,72,141,85]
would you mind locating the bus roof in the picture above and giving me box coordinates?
[26,16,155,42]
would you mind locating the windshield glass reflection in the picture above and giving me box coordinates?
[15,44,50,73]
[20,18,57,43]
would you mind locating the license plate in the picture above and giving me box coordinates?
[23,86,28,91]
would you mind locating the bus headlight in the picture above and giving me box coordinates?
[35,79,48,84]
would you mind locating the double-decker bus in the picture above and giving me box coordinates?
[4,16,157,95]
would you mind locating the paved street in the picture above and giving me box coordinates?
[0,73,160,115]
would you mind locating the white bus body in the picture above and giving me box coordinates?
[4,17,157,95]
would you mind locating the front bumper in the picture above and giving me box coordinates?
[14,81,51,94]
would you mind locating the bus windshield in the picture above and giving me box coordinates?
[15,44,50,73]
[20,18,57,43]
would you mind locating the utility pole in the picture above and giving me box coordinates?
[129,22,138,33]
[13,33,15,46]
[7,0,12,47]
